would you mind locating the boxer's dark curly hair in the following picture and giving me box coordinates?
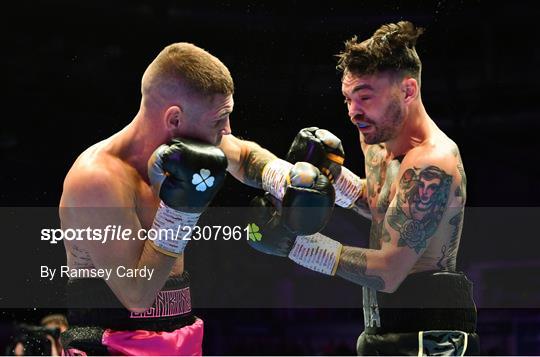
[336,21,424,82]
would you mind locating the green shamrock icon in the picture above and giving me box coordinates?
[248,223,262,242]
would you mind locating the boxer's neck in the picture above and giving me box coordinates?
[384,98,436,159]
[114,110,170,183]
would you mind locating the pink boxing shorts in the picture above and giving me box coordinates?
[102,318,203,356]
[63,273,202,356]
[63,318,203,356]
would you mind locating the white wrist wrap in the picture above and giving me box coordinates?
[288,233,343,275]
[334,167,365,208]
[149,201,201,257]
[261,159,294,201]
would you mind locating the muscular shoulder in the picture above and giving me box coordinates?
[402,135,461,175]
[363,143,387,166]
[61,144,135,207]
[396,135,466,207]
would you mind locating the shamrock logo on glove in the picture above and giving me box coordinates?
[247,223,263,242]
[192,169,215,192]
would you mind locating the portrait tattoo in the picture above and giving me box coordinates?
[386,166,453,253]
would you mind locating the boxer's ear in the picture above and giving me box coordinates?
[164,105,182,131]
[401,77,418,105]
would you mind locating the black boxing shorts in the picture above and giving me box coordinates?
[357,270,480,355]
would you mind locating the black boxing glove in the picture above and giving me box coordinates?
[286,127,345,183]
[281,162,335,235]
[247,192,343,276]
[147,137,228,256]
[261,159,335,235]
[246,194,297,257]
[286,127,366,209]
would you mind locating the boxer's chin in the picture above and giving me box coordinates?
[362,127,397,145]
[359,129,379,145]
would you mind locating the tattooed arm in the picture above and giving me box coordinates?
[336,247,387,290]
[336,153,458,293]
[219,134,279,188]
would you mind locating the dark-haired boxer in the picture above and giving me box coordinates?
[248,21,479,355]
[59,42,333,356]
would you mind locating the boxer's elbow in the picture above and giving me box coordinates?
[379,256,409,293]
[126,305,151,314]
[123,297,153,313]
[115,282,156,313]
[380,276,402,293]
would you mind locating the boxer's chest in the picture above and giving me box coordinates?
[364,145,402,219]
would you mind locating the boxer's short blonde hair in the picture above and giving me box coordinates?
[142,43,234,103]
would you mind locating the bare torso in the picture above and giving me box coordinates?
[363,129,467,273]
[60,136,184,276]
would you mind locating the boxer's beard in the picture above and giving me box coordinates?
[363,97,404,145]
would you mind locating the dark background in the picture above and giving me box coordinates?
[1,0,539,355]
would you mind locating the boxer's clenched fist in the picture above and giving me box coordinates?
[248,162,336,259]
[147,138,228,256]
[149,138,228,212]
[286,127,345,183]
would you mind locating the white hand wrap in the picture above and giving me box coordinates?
[261,159,294,201]
[334,167,366,208]
[149,201,201,257]
[288,233,343,275]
